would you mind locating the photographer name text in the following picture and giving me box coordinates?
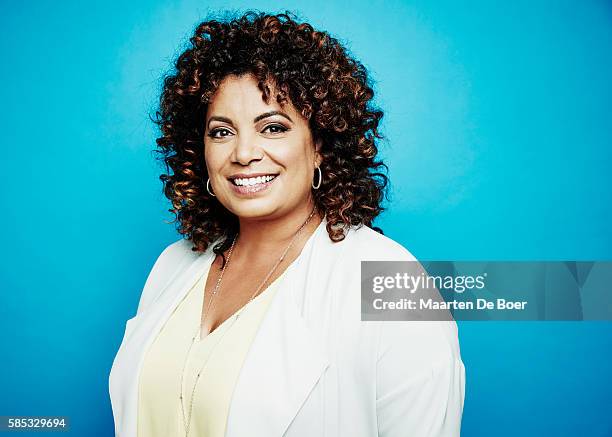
[372,298,528,311]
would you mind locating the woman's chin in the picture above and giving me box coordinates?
[227,199,282,219]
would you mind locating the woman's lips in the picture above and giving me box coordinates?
[228,175,278,195]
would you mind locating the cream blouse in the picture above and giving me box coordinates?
[137,265,285,437]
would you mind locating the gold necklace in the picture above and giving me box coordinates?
[179,207,317,437]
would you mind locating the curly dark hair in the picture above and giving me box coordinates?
[153,10,390,258]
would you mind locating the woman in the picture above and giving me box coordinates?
[109,11,465,437]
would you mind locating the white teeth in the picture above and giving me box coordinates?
[233,175,276,186]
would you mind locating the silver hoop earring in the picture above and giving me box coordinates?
[206,178,216,197]
[312,166,322,190]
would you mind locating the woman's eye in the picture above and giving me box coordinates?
[208,128,232,139]
[262,124,288,134]
[207,125,287,139]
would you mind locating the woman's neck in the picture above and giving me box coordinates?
[233,204,323,259]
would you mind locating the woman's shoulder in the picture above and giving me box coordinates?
[341,223,418,262]
[147,235,218,281]
[147,238,201,278]
[135,237,211,314]
[322,223,463,374]
[156,236,220,266]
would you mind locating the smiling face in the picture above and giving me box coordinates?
[204,73,322,220]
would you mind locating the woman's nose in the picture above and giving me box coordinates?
[232,134,264,165]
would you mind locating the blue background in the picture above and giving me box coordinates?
[1,0,611,436]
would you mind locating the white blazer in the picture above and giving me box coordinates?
[109,216,466,437]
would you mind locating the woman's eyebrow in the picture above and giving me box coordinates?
[207,111,293,128]
[207,116,234,128]
[253,110,293,123]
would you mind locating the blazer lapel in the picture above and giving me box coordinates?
[225,217,331,437]
[225,274,330,437]
[111,248,216,437]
